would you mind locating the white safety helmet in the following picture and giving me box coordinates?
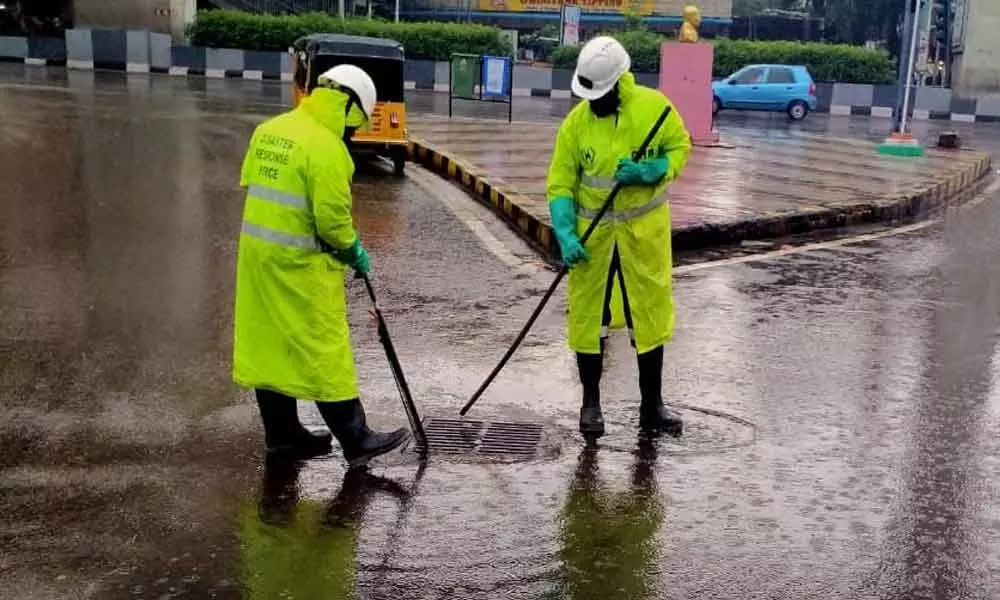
[571,36,631,101]
[317,64,378,119]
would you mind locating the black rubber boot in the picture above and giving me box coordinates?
[637,347,683,436]
[256,389,333,459]
[317,399,409,468]
[577,352,605,439]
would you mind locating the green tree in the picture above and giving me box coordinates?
[810,0,904,49]
[623,10,646,31]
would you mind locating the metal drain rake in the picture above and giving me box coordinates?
[415,418,544,458]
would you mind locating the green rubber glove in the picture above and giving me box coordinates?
[549,196,588,267]
[614,156,669,185]
[332,234,371,274]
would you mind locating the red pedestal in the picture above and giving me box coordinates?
[658,42,720,146]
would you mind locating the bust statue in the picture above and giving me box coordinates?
[679,5,701,43]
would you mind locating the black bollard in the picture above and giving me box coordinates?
[937,132,961,150]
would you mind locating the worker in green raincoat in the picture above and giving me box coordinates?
[560,442,663,599]
[233,64,407,465]
[546,36,693,439]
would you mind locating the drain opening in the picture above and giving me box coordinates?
[416,418,544,457]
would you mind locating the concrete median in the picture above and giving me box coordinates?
[408,115,994,260]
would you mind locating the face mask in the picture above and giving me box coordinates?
[345,103,367,129]
[342,94,368,143]
[589,84,620,118]
[344,92,368,122]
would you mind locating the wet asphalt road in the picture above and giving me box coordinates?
[3,65,1000,599]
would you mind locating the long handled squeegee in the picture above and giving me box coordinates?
[459,105,674,417]
[359,273,429,451]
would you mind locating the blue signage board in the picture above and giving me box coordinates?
[481,55,512,98]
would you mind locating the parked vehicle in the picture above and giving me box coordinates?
[712,64,817,121]
[291,33,409,176]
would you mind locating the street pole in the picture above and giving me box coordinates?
[943,0,953,87]
[881,0,926,154]
[394,0,400,22]
[338,0,345,18]
[894,0,915,131]
[899,0,922,134]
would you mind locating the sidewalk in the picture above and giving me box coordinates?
[407,115,994,258]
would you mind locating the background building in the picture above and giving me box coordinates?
[73,0,196,39]
[11,0,731,39]
[952,0,1000,94]
[0,0,73,36]
[402,0,733,35]
[7,0,1000,96]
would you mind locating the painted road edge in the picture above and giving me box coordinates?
[409,139,994,262]
[409,138,557,261]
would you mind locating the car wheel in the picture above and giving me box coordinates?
[712,96,721,116]
[787,100,809,121]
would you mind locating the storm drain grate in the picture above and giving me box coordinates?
[416,418,544,457]
[479,421,544,456]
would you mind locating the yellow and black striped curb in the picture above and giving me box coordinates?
[408,139,558,260]
[409,139,994,259]
[672,152,994,251]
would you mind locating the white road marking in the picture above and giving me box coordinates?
[407,165,542,275]
[675,172,1000,275]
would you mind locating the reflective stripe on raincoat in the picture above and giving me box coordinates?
[233,87,360,402]
[546,73,692,355]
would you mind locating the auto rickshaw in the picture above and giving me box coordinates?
[291,33,408,176]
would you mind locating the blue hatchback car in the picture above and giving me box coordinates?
[712,64,818,121]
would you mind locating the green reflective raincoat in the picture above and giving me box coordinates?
[233,88,361,402]
[547,73,692,355]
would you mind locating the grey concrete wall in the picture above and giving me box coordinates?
[206,48,244,77]
[126,30,151,71]
[831,83,873,108]
[405,60,436,89]
[954,0,1000,95]
[978,94,1000,118]
[513,66,551,92]
[914,86,952,113]
[91,29,127,67]
[434,61,450,91]
[150,33,172,71]
[66,29,93,68]
[0,36,28,59]
[27,38,67,62]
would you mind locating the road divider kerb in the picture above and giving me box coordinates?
[408,139,993,264]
